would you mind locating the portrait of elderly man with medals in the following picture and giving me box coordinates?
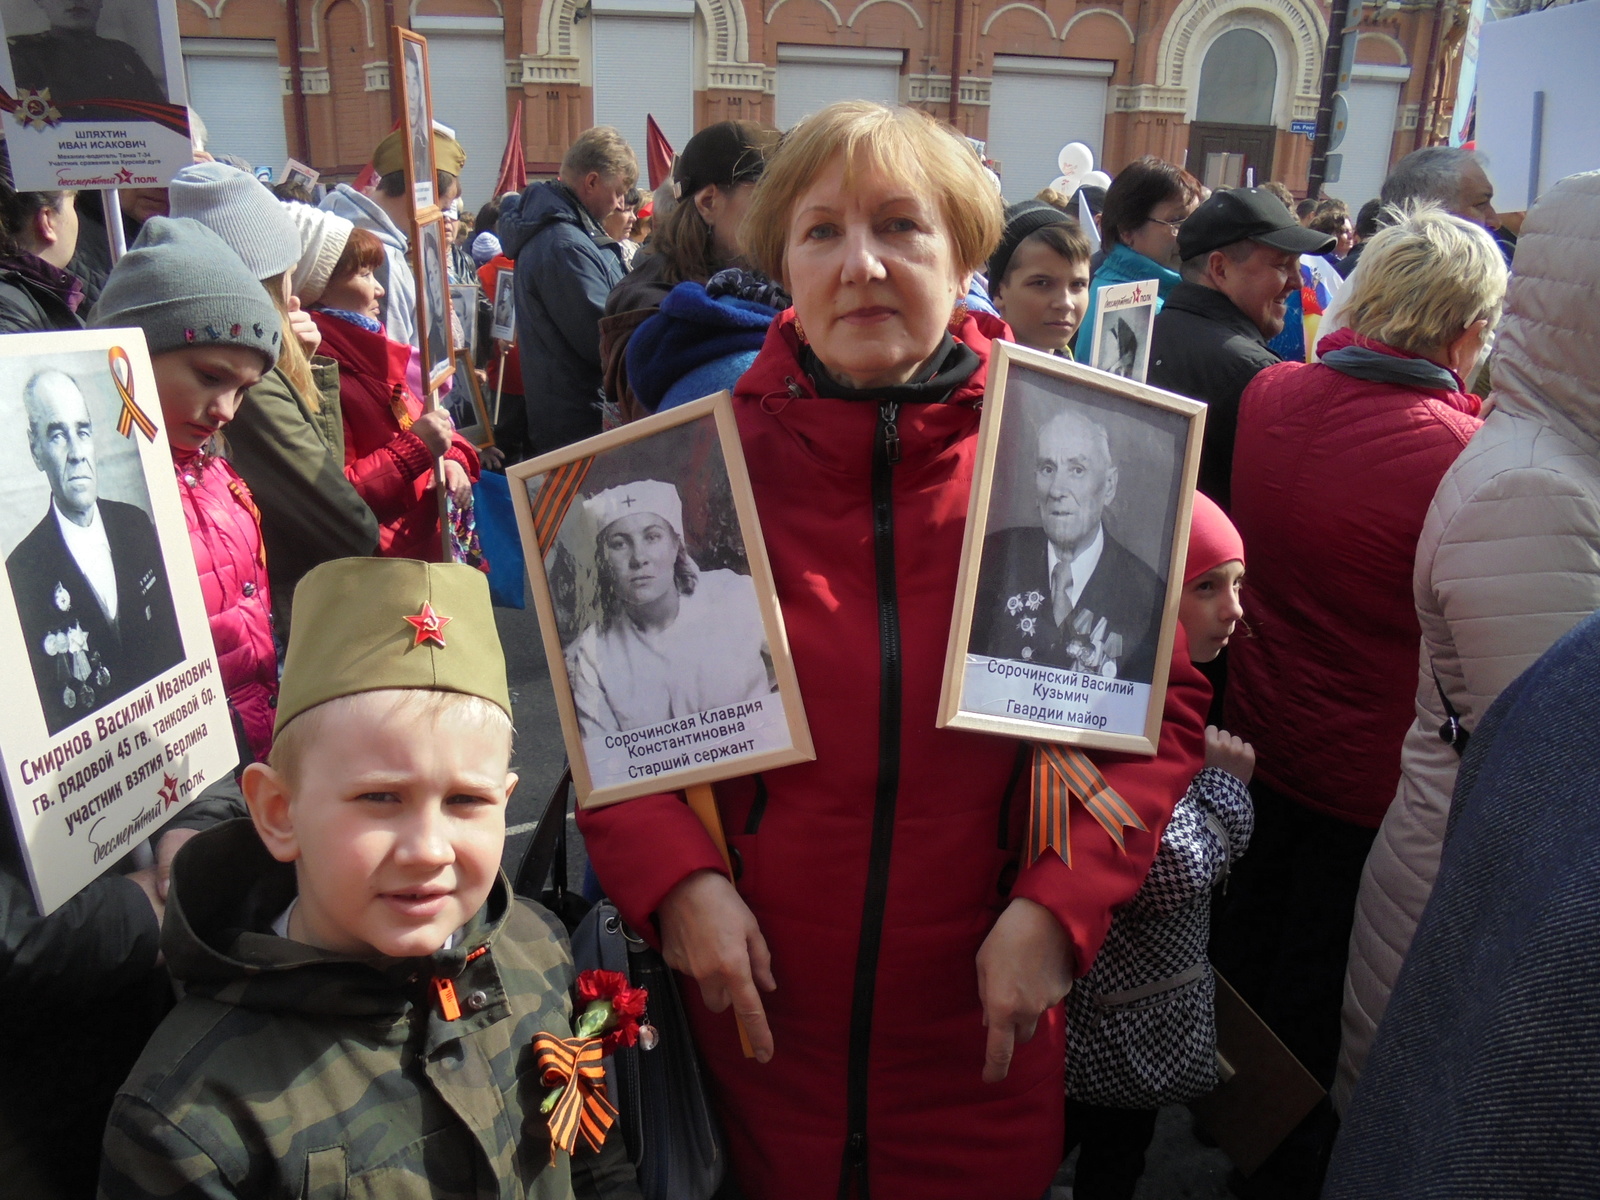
[6,368,183,734]
[564,478,772,737]
[5,0,167,121]
[969,405,1164,684]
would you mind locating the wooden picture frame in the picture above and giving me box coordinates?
[489,267,516,342]
[507,392,814,807]
[937,341,1205,755]
[448,348,494,449]
[412,214,454,392]
[393,28,436,212]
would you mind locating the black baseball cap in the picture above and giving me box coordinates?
[1178,187,1337,261]
[673,121,781,199]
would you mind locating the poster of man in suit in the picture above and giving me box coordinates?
[7,367,182,733]
[944,345,1202,749]
[0,332,238,915]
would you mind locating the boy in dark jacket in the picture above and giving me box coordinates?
[100,558,637,1199]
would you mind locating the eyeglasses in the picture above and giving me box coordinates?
[1145,215,1187,232]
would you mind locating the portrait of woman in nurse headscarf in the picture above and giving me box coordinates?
[565,478,773,737]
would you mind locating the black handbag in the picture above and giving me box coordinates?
[512,766,728,1200]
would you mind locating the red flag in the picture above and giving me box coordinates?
[352,115,403,193]
[645,115,675,192]
[493,98,527,198]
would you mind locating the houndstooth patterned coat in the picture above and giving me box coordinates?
[1067,767,1253,1109]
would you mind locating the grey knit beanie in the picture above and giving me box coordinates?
[90,217,281,370]
[167,161,302,280]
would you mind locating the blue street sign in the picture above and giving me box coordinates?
[1291,119,1318,137]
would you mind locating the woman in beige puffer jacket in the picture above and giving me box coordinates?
[1335,170,1600,1110]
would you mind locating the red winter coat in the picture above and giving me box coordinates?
[578,311,1208,1200]
[1225,327,1483,827]
[312,310,479,561]
[173,448,277,760]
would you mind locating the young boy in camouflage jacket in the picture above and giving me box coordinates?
[99,558,639,1199]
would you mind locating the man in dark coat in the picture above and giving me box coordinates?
[1323,608,1600,1199]
[970,406,1164,684]
[499,126,635,454]
[1148,188,1333,509]
[6,368,183,735]
[7,0,166,123]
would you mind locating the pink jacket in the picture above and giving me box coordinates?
[173,448,278,760]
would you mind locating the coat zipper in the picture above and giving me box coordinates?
[838,400,902,1200]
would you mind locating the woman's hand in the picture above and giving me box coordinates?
[286,295,322,357]
[658,869,777,1062]
[441,459,473,507]
[412,409,454,457]
[1204,725,1256,785]
[975,896,1072,1083]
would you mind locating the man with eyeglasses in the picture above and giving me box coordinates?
[1148,188,1334,511]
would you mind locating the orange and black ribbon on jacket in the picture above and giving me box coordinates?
[532,1033,619,1163]
[1024,742,1148,868]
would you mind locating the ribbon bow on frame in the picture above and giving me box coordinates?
[1025,742,1148,868]
[531,1032,619,1163]
[109,347,157,442]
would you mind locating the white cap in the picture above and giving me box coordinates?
[282,201,354,305]
[582,480,683,541]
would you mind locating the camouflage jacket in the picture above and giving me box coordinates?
[99,819,639,1200]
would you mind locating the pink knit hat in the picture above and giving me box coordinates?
[1185,491,1244,583]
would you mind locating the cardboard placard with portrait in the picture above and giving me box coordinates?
[489,267,515,342]
[0,330,238,914]
[0,0,192,191]
[1089,278,1160,384]
[508,392,813,807]
[938,342,1205,755]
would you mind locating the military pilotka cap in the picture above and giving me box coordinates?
[372,126,467,178]
[1178,187,1337,261]
[274,558,510,735]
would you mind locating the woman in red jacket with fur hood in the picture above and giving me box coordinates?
[311,228,478,561]
[578,102,1207,1200]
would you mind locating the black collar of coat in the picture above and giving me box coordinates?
[1161,280,1272,348]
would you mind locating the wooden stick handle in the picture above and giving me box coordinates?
[684,783,755,1059]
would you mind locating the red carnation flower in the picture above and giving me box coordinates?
[573,969,649,1054]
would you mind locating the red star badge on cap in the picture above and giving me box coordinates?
[405,601,451,648]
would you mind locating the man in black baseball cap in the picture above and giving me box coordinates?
[1148,186,1335,509]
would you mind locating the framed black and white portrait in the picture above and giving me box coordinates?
[393,28,434,211]
[508,392,813,807]
[939,342,1205,754]
[413,214,453,391]
[450,281,478,361]
[445,348,493,450]
[0,0,191,190]
[490,266,515,342]
[0,330,243,913]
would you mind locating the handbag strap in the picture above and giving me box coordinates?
[512,764,572,899]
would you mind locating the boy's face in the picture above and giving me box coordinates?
[245,693,515,959]
[991,237,1091,355]
[1179,561,1246,663]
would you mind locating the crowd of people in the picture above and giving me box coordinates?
[0,87,1596,1200]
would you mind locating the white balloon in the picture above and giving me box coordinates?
[1057,142,1094,177]
[1049,175,1074,194]
[1083,170,1113,190]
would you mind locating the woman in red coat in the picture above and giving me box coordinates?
[311,228,478,561]
[578,102,1208,1200]
[1214,204,1508,1148]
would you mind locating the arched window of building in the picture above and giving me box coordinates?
[1195,28,1275,126]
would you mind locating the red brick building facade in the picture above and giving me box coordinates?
[177,0,1469,208]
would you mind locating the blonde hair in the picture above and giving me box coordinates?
[261,271,319,412]
[1342,204,1508,356]
[268,689,512,784]
[741,101,1002,285]
[561,126,639,190]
